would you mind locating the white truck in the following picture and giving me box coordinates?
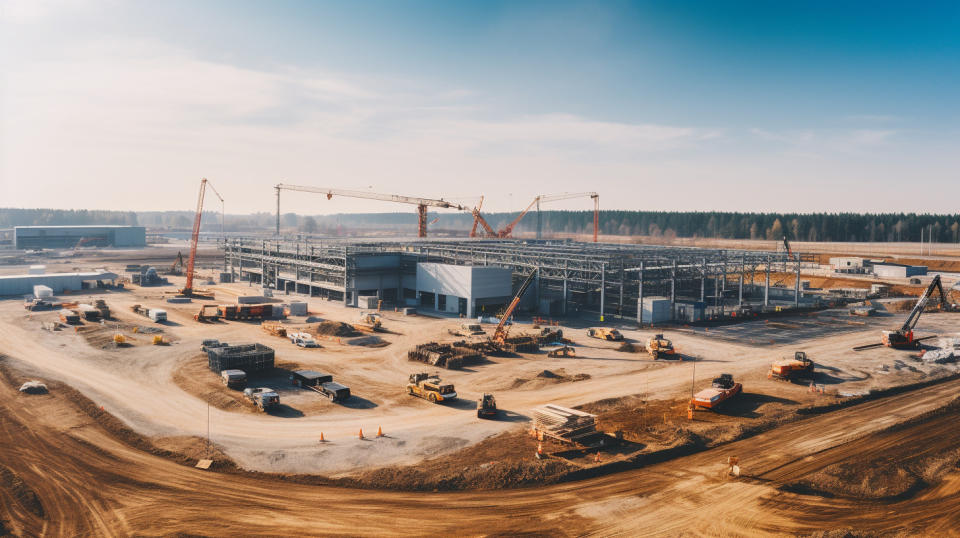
[288,331,319,348]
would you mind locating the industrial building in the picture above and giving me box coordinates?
[872,262,928,279]
[0,270,119,296]
[223,238,807,322]
[15,225,146,249]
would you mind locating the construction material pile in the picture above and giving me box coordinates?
[922,337,960,363]
[315,321,361,337]
[502,335,539,353]
[408,342,483,369]
[532,404,597,444]
[206,343,275,373]
[531,327,564,345]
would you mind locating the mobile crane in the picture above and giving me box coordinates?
[880,274,951,349]
[492,268,538,345]
[181,178,222,297]
[274,184,465,238]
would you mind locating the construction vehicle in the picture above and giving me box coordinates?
[587,327,624,341]
[881,274,951,349]
[167,251,185,275]
[275,184,466,238]
[355,312,383,331]
[194,304,220,322]
[220,369,247,389]
[646,333,676,359]
[291,371,351,402]
[152,335,165,345]
[547,345,576,358]
[243,387,280,412]
[769,351,814,381]
[132,304,166,323]
[406,373,457,403]
[288,331,319,348]
[217,304,270,321]
[24,298,53,311]
[492,268,538,346]
[477,393,498,419]
[449,322,485,337]
[113,333,126,345]
[180,177,222,297]
[262,321,287,337]
[691,374,742,410]
[132,267,167,286]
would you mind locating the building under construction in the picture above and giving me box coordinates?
[222,238,813,323]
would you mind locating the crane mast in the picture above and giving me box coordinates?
[275,184,464,238]
[183,178,209,296]
[492,268,538,345]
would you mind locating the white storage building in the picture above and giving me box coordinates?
[415,263,513,317]
[0,271,119,296]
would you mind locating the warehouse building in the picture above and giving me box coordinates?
[15,225,146,249]
[0,271,119,297]
[415,263,513,317]
[872,263,928,279]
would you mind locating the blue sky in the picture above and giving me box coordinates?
[2,0,959,214]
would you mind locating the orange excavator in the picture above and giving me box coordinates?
[492,268,538,345]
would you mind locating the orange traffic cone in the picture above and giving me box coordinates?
[537,442,543,456]
[594,451,601,463]
[320,432,325,442]
[358,428,364,439]
[377,426,383,437]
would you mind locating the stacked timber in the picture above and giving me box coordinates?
[532,404,597,443]
[408,342,483,369]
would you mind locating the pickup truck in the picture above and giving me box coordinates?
[243,387,280,412]
[220,369,247,389]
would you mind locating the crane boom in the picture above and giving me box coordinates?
[497,197,539,238]
[535,192,599,242]
[493,268,538,345]
[900,275,948,333]
[275,184,464,238]
[183,178,208,295]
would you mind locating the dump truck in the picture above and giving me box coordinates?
[587,327,624,341]
[646,333,677,360]
[477,393,498,419]
[691,374,742,410]
[769,351,814,381]
[406,373,457,403]
[220,369,247,389]
[243,387,279,411]
[449,322,485,337]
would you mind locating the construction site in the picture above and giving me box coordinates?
[3,181,960,535]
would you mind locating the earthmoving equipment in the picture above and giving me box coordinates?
[194,304,220,322]
[167,251,185,275]
[646,333,676,360]
[547,345,576,358]
[243,387,279,412]
[262,321,288,337]
[113,333,126,345]
[220,369,247,389]
[406,373,457,403]
[449,322,485,337]
[492,268,538,346]
[536,192,599,242]
[587,327,624,341]
[769,351,814,381]
[275,183,466,238]
[881,275,951,349]
[152,335,165,345]
[477,393,498,419]
[355,312,383,331]
[292,371,351,402]
[691,374,742,410]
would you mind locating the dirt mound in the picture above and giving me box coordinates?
[0,465,44,518]
[74,319,172,349]
[617,342,641,353]
[512,369,590,388]
[315,321,360,337]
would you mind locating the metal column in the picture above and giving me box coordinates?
[638,262,644,326]
[599,262,606,322]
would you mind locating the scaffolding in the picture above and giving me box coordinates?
[223,238,814,321]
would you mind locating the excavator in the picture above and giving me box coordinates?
[492,268,538,346]
[880,274,952,349]
[167,251,185,275]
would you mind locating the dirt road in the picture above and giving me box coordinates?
[3,361,960,536]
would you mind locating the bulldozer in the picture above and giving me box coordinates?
[646,333,676,360]
[547,345,576,358]
[406,373,457,403]
[769,351,814,381]
[587,327,624,341]
[355,312,383,332]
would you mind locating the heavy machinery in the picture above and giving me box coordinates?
[243,387,280,412]
[477,393,498,419]
[492,268,538,346]
[691,374,742,410]
[275,184,465,238]
[646,333,676,360]
[220,369,247,390]
[180,178,221,298]
[547,345,576,358]
[167,251,185,275]
[881,274,951,349]
[262,321,288,337]
[355,312,383,331]
[769,351,814,381]
[288,331,319,348]
[406,373,457,403]
[587,328,624,341]
[194,304,220,322]
[536,192,599,242]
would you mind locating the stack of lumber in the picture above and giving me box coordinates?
[532,404,597,441]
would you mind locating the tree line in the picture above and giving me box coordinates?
[3,207,960,243]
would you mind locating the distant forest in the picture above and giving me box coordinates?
[3,207,960,243]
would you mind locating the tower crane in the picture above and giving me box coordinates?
[535,192,599,242]
[468,196,498,238]
[274,184,465,238]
